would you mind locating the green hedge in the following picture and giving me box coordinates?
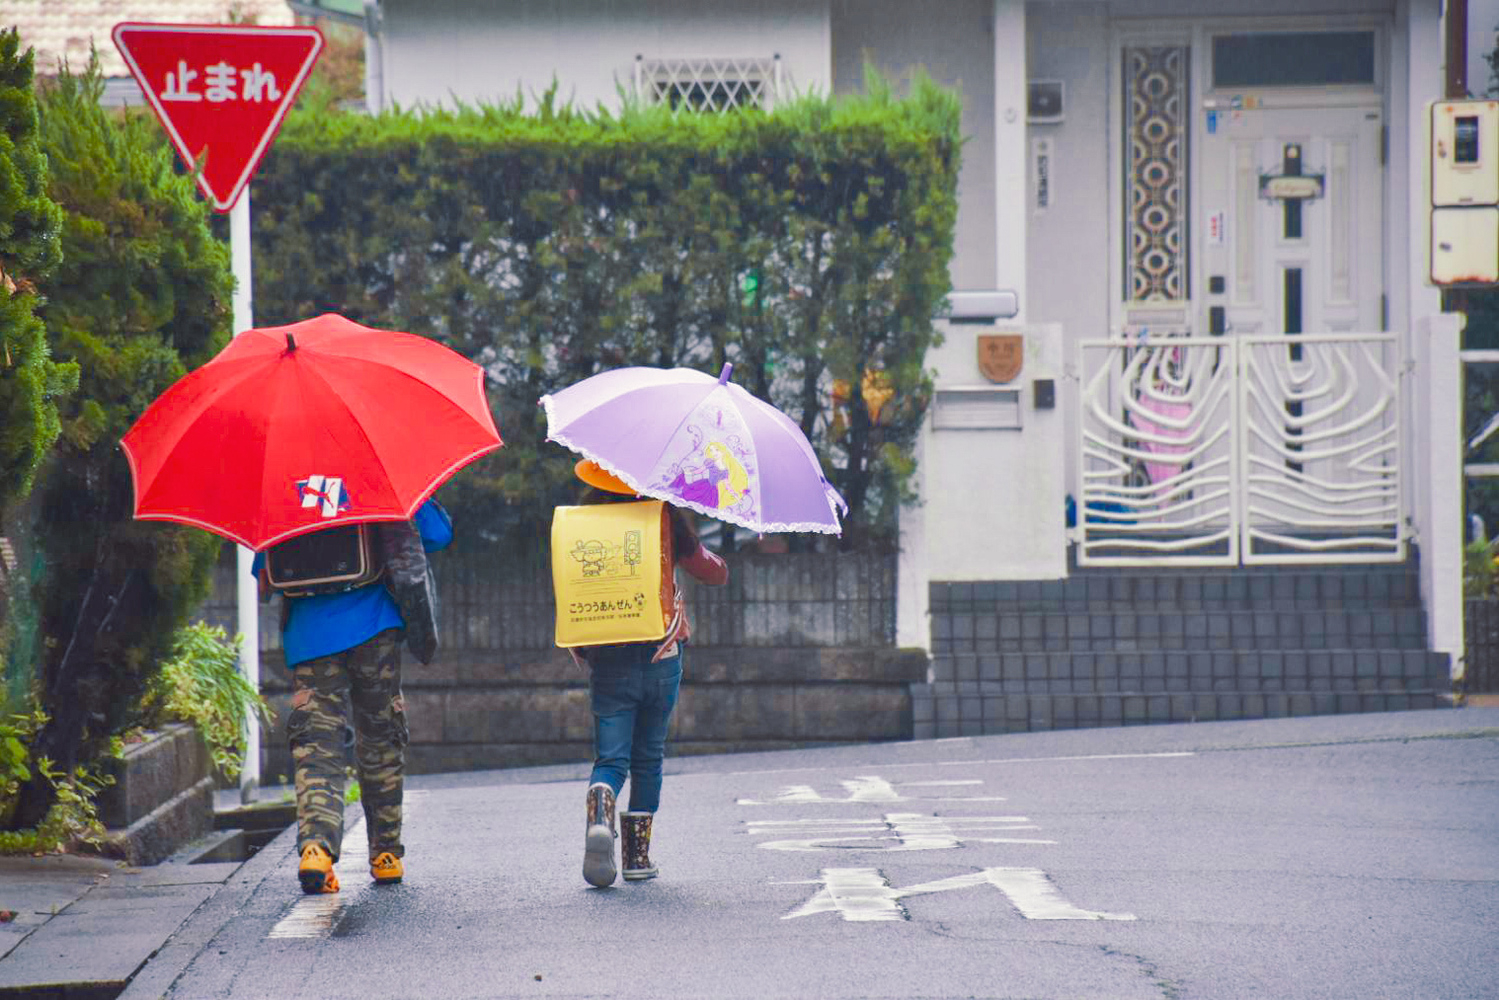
[251,72,961,549]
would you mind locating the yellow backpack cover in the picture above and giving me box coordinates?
[551,500,676,648]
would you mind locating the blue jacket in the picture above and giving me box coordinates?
[253,500,453,667]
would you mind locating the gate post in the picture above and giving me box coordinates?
[1414,312,1464,679]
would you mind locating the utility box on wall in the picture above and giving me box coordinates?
[1430,99,1499,285]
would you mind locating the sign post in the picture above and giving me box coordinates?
[113,22,323,802]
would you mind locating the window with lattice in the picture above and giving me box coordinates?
[635,56,781,112]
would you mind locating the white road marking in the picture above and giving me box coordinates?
[738,775,1007,806]
[782,867,1137,922]
[946,752,1196,767]
[748,813,1054,851]
[267,894,346,938]
[719,750,1194,779]
[738,760,1174,924]
[267,823,363,939]
[780,868,900,921]
[268,790,425,940]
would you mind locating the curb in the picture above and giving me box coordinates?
[113,822,299,1000]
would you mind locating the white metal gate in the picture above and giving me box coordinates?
[1077,333,1404,566]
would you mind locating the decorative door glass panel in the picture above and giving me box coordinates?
[1123,46,1190,303]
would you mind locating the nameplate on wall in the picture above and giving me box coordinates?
[977,333,1024,383]
[932,388,1023,430]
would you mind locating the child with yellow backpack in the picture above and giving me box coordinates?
[552,459,728,887]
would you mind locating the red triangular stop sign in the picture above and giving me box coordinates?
[112,23,323,213]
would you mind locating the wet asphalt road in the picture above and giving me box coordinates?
[123,709,1499,1000]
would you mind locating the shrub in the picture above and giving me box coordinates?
[252,68,961,550]
[1464,539,1497,599]
[141,623,272,781]
[0,709,112,855]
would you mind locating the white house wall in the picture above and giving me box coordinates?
[379,0,832,111]
[832,0,1065,589]
[1025,1,1112,551]
[831,0,998,291]
[874,1,1065,605]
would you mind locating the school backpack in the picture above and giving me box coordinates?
[550,500,676,648]
[263,519,441,665]
[264,523,382,598]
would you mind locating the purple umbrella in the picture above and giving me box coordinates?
[540,364,848,535]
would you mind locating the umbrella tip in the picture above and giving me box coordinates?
[718,362,733,385]
[285,333,297,352]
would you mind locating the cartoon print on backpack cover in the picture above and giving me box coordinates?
[569,528,645,578]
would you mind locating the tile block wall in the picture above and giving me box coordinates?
[913,563,1454,739]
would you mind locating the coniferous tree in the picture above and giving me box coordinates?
[0,28,74,710]
[10,59,231,828]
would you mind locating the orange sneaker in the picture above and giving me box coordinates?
[298,844,339,894]
[370,851,404,884]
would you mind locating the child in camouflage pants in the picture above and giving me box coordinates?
[258,499,452,894]
[287,628,409,877]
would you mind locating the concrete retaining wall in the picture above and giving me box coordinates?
[199,548,923,779]
[95,723,214,865]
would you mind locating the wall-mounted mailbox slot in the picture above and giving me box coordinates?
[932,388,1022,430]
[941,291,1020,324]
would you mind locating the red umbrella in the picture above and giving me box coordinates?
[121,313,501,550]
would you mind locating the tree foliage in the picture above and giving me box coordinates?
[8,60,232,828]
[0,28,73,713]
[251,69,961,549]
[1459,289,1499,540]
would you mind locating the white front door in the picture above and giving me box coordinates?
[1198,103,1384,338]
[1078,28,1404,565]
[1198,101,1399,560]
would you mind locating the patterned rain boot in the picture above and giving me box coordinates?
[621,811,658,881]
[583,782,618,887]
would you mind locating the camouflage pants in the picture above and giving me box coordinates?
[287,628,409,860]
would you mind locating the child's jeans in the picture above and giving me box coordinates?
[587,644,684,813]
